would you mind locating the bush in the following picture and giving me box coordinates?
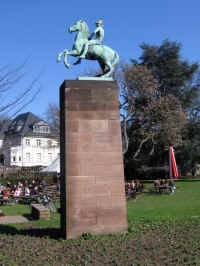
[125,165,169,180]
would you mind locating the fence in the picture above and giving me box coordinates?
[0,165,45,179]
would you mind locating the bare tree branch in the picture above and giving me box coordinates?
[0,63,41,118]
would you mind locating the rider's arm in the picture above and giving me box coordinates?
[89,27,100,40]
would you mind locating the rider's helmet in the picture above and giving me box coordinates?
[96,19,104,26]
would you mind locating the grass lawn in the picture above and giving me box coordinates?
[127,181,200,224]
[1,181,199,227]
[0,200,60,230]
[0,181,199,265]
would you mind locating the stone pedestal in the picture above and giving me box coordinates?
[60,80,127,239]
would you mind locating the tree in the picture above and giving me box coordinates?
[120,64,186,171]
[45,103,60,133]
[137,40,199,108]
[176,109,200,175]
[0,63,40,118]
[121,40,200,177]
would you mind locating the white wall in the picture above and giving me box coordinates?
[1,136,60,167]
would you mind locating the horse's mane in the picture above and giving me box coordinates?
[80,20,90,39]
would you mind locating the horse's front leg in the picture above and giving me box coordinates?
[57,49,81,69]
[66,49,80,56]
[63,52,70,69]
[64,49,81,68]
[57,49,71,69]
[57,49,68,62]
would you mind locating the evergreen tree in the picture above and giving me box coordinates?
[136,40,200,109]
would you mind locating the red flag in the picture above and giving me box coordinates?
[169,147,178,179]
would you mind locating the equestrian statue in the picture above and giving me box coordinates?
[57,20,119,78]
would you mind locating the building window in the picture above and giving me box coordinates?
[36,139,41,147]
[33,125,50,134]
[26,139,30,145]
[48,153,52,161]
[19,156,21,161]
[33,125,39,133]
[43,126,49,133]
[47,140,52,147]
[13,156,16,162]
[26,153,30,162]
[0,154,5,165]
[36,153,41,162]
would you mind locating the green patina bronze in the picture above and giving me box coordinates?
[57,20,119,78]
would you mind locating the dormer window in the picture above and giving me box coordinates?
[33,121,50,134]
[16,120,23,132]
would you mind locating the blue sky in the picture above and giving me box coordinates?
[1,0,200,118]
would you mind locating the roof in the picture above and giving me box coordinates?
[3,112,58,138]
[0,120,11,138]
[40,155,60,173]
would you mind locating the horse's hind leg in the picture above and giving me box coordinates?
[98,60,106,76]
[101,60,113,78]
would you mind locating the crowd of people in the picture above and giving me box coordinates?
[0,179,47,200]
[125,178,176,198]
[0,177,176,202]
[125,180,144,196]
[154,178,175,194]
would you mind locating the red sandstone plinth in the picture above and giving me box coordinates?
[60,80,127,239]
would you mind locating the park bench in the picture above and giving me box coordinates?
[31,204,50,220]
[0,197,10,205]
[18,196,39,205]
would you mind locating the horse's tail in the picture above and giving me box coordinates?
[112,51,119,68]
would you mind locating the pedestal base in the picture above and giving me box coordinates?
[60,80,127,239]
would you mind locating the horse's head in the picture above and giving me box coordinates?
[68,20,89,39]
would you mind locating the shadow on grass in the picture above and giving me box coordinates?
[0,212,62,239]
[0,224,62,239]
[23,213,34,220]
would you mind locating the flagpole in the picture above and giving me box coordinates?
[164,145,169,179]
[169,147,172,178]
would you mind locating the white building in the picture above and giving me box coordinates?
[0,112,60,167]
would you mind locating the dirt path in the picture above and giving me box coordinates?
[0,215,29,224]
